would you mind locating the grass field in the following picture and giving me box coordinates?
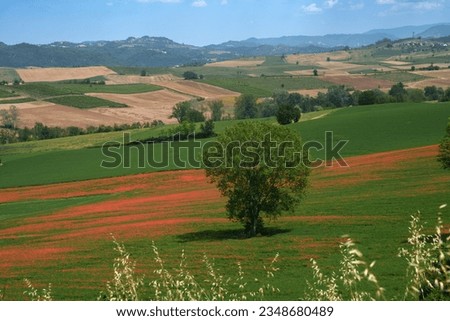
[13,83,161,99]
[0,97,36,104]
[0,87,18,99]
[0,102,449,188]
[369,71,429,83]
[45,95,128,109]
[0,145,447,300]
[199,76,332,97]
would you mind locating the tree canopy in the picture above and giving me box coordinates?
[203,121,310,236]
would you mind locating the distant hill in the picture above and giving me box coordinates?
[0,23,449,68]
[418,24,450,38]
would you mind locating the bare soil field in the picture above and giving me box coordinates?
[408,69,450,89]
[289,89,327,97]
[16,66,116,83]
[87,89,192,124]
[150,80,240,99]
[207,59,265,68]
[286,51,351,65]
[0,101,126,128]
[105,74,180,85]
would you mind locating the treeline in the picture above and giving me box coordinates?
[230,83,450,125]
[0,107,165,144]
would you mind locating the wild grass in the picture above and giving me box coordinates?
[303,238,384,301]
[23,279,52,301]
[99,238,279,301]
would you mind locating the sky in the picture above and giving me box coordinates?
[0,0,449,46]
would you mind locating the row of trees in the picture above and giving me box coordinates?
[231,83,450,125]
[0,105,165,144]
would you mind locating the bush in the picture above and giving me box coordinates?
[182,71,199,80]
[438,117,450,169]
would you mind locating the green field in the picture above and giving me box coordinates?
[199,76,331,97]
[0,97,36,104]
[13,82,161,99]
[0,101,449,300]
[45,95,127,109]
[369,71,429,83]
[1,102,449,188]
[0,87,18,98]
[110,57,320,79]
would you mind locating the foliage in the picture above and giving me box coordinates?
[199,119,215,138]
[257,98,278,118]
[170,100,205,123]
[276,105,301,125]
[424,86,445,101]
[389,82,407,102]
[203,121,309,236]
[438,117,450,169]
[0,105,19,129]
[208,100,224,121]
[407,88,425,103]
[234,94,258,119]
[183,71,199,80]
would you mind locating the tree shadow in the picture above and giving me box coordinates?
[177,227,291,243]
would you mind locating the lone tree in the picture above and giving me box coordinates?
[203,121,310,237]
[438,117,450,169]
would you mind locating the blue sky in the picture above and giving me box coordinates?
[0,0,449,46]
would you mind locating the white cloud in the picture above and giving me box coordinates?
[377,0,444,14]
[192,0,207,7]
[349,1,364,10]
[325,0,338,8]
[302,3,323,13]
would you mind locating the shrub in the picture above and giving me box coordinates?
[438,118,450,169]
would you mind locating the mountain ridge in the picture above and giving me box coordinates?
[0,23,449,68]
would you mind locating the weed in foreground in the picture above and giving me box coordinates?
[99,239,279,301]
[399,204,450,300]
[23,279,52,301]
[303,238,384,301]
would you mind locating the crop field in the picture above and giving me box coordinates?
[45,95,127,109]
[199,76,332,98]
[16,66,116,83]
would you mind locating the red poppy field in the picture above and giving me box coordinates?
[0,144,447,300]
